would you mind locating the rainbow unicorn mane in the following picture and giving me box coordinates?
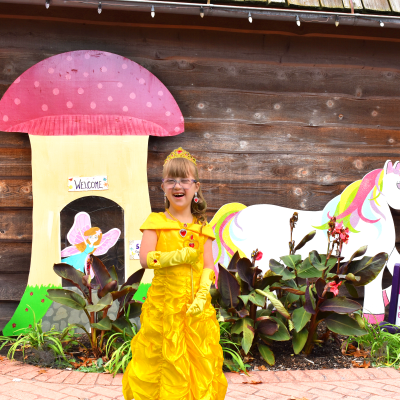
[316,168,385,233]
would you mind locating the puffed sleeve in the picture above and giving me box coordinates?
[201,222,216,241]
[139,213,163,232]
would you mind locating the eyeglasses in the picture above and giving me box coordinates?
[162,178,197,189]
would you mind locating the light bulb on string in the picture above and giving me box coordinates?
[151,6,155,18]
[379,20,384,27]
[200,7,204,18]
[45,0,50,9]
[98,2,102,14]
[248,12,252,23]
[335,16,339,27]
[296,15,301,26]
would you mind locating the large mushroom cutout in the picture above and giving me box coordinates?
[0,50,183,335]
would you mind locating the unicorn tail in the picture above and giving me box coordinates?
[210,203,247,287]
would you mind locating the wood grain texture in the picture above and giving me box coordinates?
[388,0,400,11]
[0,274,28,301]
[0,179,32,207]
[0,302,18,332]
[320,0,344,7]
[0,242,31,273]
[361,0,391,10]
[342,0,364,9]
[0,148,31,177]
[287,0,321,7]
[0,209,32,241]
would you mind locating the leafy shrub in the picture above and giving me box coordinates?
[214,213,388,363]
[47,255,144,357]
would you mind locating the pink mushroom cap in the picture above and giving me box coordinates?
[0,50,184,136]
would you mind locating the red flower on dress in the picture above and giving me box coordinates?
[327,281,343,296]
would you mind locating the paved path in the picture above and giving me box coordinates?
[0,358,399,399]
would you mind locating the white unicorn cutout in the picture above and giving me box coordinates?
[210,160,400,323]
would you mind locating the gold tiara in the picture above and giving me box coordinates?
[163,147,197,166]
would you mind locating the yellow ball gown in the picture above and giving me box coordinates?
[122,212,228,400]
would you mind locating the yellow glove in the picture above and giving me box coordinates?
[147,248,199,270]
[186,268,215,317]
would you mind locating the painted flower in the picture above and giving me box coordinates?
[30,292,33,296]
[327,281,343,296]
[25,308,28,312]
[41,299,45,303]
[12,323,16,328]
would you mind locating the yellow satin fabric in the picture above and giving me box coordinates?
[122,213,228,400]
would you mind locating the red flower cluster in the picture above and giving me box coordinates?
[327,281,343,296]
[328,220,349,245]
[251,250,263,261]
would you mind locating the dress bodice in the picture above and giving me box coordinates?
[140,212,215,277]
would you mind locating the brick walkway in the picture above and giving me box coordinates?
[0,358,399,399]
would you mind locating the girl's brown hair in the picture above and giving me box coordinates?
[163,157,207,225]
[75,227,103,253]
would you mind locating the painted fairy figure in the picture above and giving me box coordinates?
[61,211,121,273]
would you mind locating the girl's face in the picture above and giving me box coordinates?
[162,173,200,211]
[88,233,99,244]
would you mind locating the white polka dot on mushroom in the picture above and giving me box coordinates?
[90,102,96,109]
[65,74,71,80]
[129,93,136,99]
[78,88,84,94]
[53,88,59,95]
[67,56,72,61]
[83,72,89,77]
[67,101,73,108]
[146,102,152,108]
[101,66,107,72]
[122,63,127,69]
[108,96,113,102]
[85,53,90,59]
[48,68,54,74]
[165,111,171,116]
[34,81,40,88]
[3,115,8,122]
[158,91,163,96]
[98,83,103,89]
[123,106,128,112]
[174,127,180,132]
[14,77,20,84]
[42,104,48,111]
[139,78,145,85]
[14,98,21,105]
[117,82,123,88]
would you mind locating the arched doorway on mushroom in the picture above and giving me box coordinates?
[0,50,184,335]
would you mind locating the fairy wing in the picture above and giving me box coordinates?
[67,212,91,245]
[61,245,80,258]
[94,228,121,256]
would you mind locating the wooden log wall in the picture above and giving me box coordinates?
[1,3,400,330]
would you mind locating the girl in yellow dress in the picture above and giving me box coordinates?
[122,148,228,400]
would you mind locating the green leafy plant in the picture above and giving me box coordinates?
[214,213,388,362]
[46,255,144,358]
[0,307,79,367]
[347,319,400,368]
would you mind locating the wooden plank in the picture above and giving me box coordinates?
[0,209,32,241]
[320,0,344,8]
[0,179,32,207]
[0,132,30,149]
[287,0,321,7]
[0,301,18,332]
[169,88,400,129]
[0,242,31,273]
[361,0,391,11]
[0,274,28,301]
[388,0,400,11]
[0,148,31,177]
[342,0,364,9]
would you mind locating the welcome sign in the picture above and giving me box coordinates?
[68,176,109,192]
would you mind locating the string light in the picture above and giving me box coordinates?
[380,20,384,27]
[335,15,339,27]
[200,6,204,18]
[98,1,102,14]
[296,15,300,26]
[248,11,252,23]
[151,5,155,17]
[45,0,50,9]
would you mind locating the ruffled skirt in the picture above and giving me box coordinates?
[122,266,228,400]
